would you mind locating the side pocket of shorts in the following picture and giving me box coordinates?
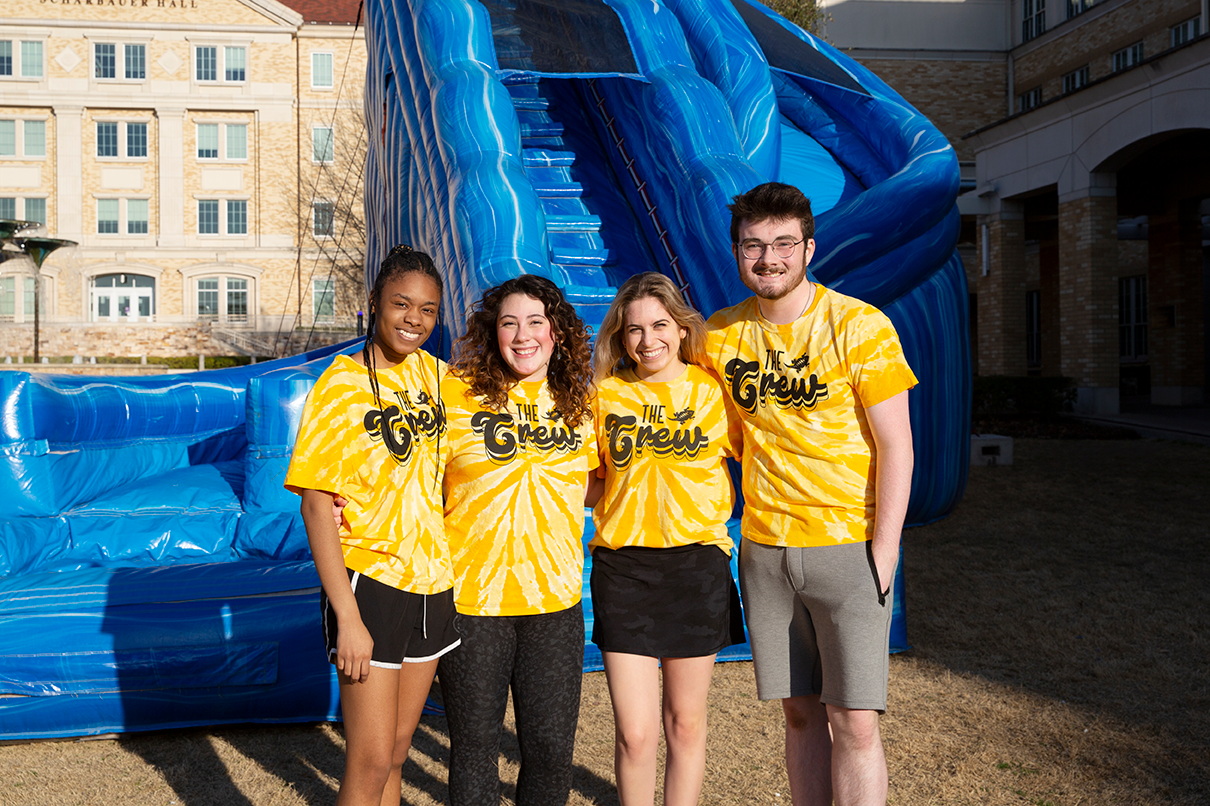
[864,541,888,607]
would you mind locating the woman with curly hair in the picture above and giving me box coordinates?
[438,273,597,806]
[286,245,459,806]
[590,272,745,806]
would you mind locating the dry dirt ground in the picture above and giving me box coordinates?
[2,438,1208,806]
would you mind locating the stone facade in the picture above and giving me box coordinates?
[0,0,366,358]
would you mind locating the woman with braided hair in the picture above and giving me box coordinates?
[286,245,459,806]
[438,274,598,806]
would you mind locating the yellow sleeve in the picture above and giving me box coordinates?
[284,366,351,497]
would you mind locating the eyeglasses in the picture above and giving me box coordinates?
[737,238,804,259]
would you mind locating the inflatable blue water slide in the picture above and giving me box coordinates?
[0,0,969,740]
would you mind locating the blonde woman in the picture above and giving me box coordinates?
[590,272,745,806]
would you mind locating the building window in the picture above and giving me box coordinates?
[1171,17,1201,47]
[95,199,150,235]
[313,201,334,237]
[0,198,44,223]
[1066,0,1096,19]
[197,277,219,316]
[24,120,45,157]
[0,276,36,323]
[227,278,248,320]
[20,41,43,78]
[314,278,335,323]
[312,126,334,163]
[197,278,220,316]
[96,121,148,159]
[198,200,220,234]
[0,40,42,79]
[93,42,144,81]
[1113,42,1143,73]
[96,122,119,158]
[125,44,145,80]
[1017,87,1043,113]
[197,199,248,236]
[24,198,46,224]
[127,199,149,234]
[95,43,116,79]
[90,273,155,322]
[196,46,217,81]
[1119,275,1148,361]
[197,122,248,160]
[312,52,334,88]
[197,124,219,159]
[226,124,247,160]
[127,122,147,158]
[1062,65,1089,94]
[227,200,247,235]
[196,45,246,83]
[1026,290,1041,368]
[1022,0,1045,42]
[224,47,246,82]
[1,118,49,158]
[97,199,120,234]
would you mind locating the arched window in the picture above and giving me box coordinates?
[90,272,155,322]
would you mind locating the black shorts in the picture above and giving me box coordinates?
[590,543,746,659]
[321,568,461,668]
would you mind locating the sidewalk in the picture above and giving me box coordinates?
[1073,402,1210,446]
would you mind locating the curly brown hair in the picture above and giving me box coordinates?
[451,274,594,429]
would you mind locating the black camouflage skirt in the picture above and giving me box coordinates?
[590,542,746,658]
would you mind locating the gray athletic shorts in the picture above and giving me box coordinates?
[738,538,895,712]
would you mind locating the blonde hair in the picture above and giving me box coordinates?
[592,272,707,381]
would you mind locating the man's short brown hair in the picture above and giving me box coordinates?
[728,182,815,244]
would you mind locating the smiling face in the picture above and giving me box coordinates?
[733,216,816,303]
[496,292,556,382]
[623,296,687,383]
[372,271,440,365]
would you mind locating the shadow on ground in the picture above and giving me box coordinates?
[901,438,1210,804]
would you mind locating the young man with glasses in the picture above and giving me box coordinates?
[704,182,917,806]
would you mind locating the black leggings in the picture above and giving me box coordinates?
[438,603,585,806]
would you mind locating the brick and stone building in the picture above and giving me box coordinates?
[822,0,1209,413]
[0,0,366,359]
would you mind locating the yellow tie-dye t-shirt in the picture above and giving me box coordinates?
[590,364,740,554]
[442,375,599,617]
[284,352,451,594]
[704,285,917,548]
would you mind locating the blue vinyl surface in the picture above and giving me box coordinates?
[0,0,963,740]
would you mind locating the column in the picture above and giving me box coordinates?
[976,199,1026,375]
[53,105,84,242]
[1057,185,1119,415]
[157,107,187,248]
